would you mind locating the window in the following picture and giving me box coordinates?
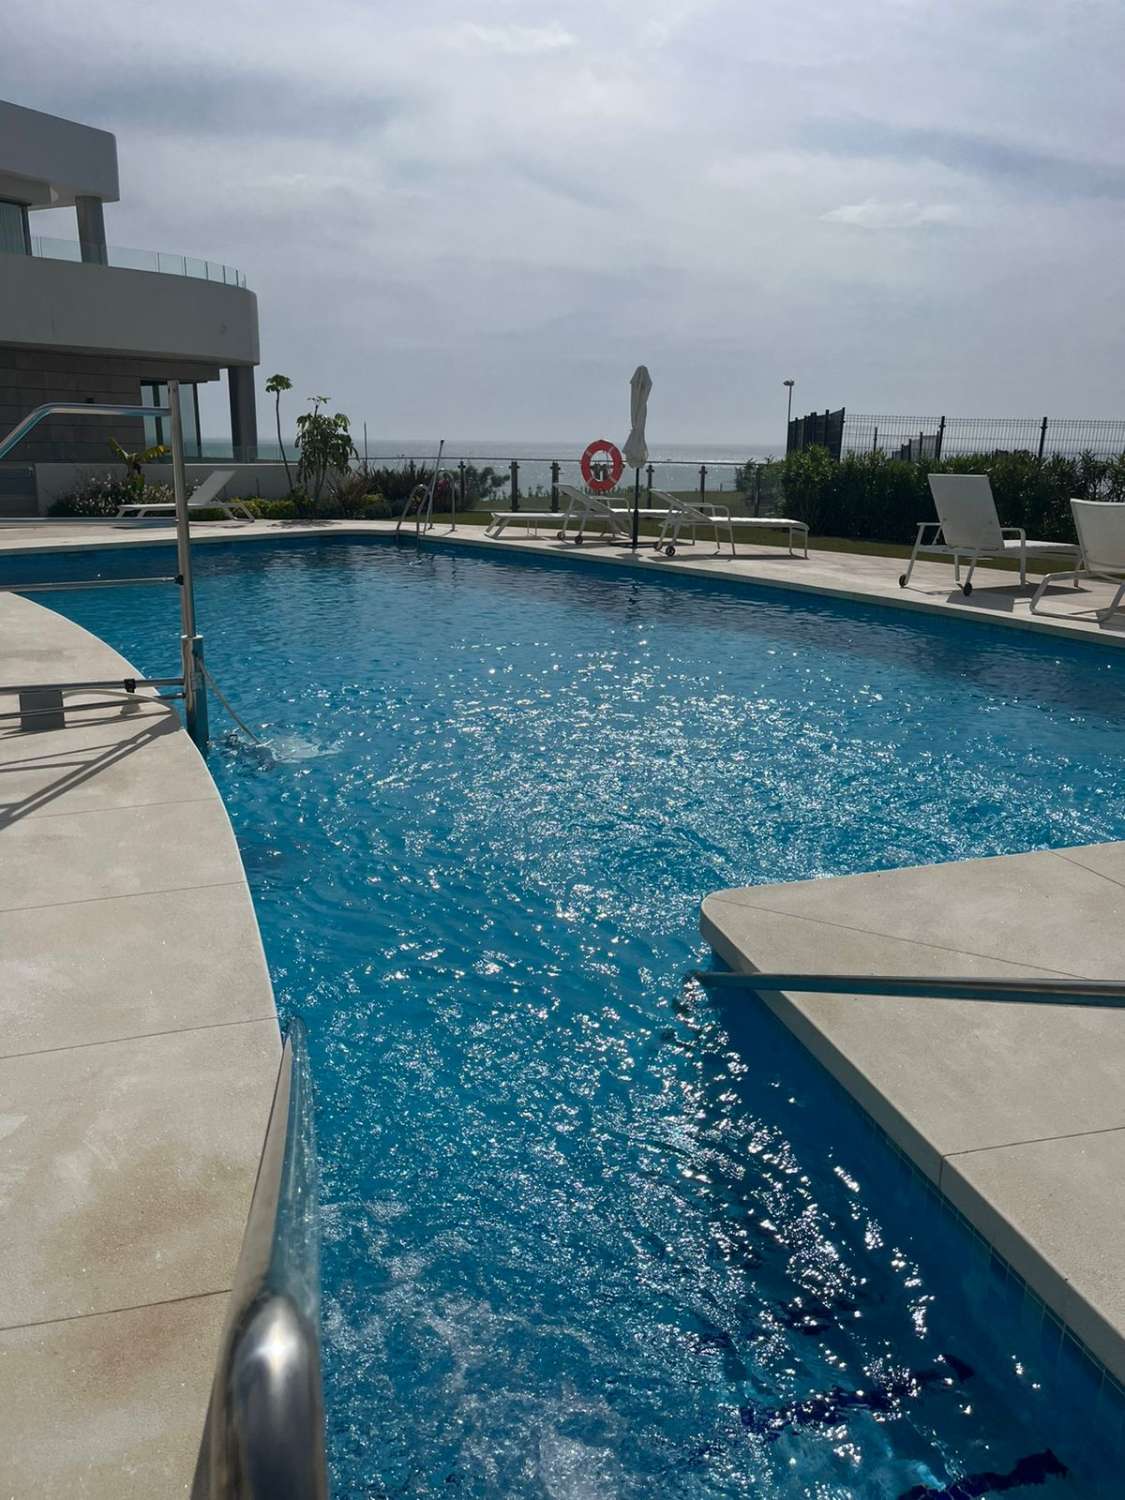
[0,200,30,255]
[141,381,203,458]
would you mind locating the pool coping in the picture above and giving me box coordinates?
[701,846,1125,1397]
[0,592,280,1496]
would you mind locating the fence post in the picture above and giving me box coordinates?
[699,464,707,507]
[646,462,654,502]
[1038,417,1048,461]
[510,459,519,511]
[458,460,466,516]
[872,425,878,454]
[754,464,762,516]
[550,460,560,512]
[936,416,945,460]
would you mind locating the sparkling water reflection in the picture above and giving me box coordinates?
[25,536,1125,1498]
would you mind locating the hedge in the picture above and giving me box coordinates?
[781,447,1125,545]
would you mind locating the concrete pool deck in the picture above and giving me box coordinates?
[0,592,279,1496]
[1,514,1123,1455]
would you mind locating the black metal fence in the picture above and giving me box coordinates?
[842,414,1125,461]
[787,409,845,460]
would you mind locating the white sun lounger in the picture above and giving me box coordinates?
[117,469,253,520]
[649,490,809,558]
[486,484,664,543]
[486,484,625,542]
[1030,499,1125,622]
[557,484,688,542]
[899,474,1080,597]
[484,507,568,539]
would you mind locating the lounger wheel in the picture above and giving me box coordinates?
[898,573,907,588]
[962,581,973,597]
[663,544,676,557]
[555,531,565,541]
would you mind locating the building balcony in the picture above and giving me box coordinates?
[27,232,247,288]
[0,244,259,368]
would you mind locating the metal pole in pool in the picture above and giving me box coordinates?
[168,379,209,749]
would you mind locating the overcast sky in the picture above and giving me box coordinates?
[7,0,1125,446]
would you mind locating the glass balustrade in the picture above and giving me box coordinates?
[11,233,247,288]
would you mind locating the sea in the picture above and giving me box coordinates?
[201,439,785,497]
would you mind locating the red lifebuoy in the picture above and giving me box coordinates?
[581,438,624,494]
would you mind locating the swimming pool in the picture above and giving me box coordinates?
[17,535,1125,1496]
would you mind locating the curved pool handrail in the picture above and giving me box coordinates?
[0,401,171,462]
[690,971,1125,1007]
[192,1019,328,1499]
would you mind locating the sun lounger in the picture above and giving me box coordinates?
[1030,499,1125,622]
[484,509,564,538]
[486,484,736,547]
[117,469,253,520]
[649,490,809,558]
[486,483,592,540]
[900,475,1080,596]
[487,485,651,543]
[557,484,678,542]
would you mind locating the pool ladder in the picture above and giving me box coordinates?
[394,439,445,538]
[0,389,209,747]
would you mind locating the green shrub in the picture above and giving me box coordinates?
[358,462,505,515]
[49,475,175,517]
[250,498,300,520]
[328,468,373,518]
[236,492,385,522]
[735,457,787,513]
[780,446,1125,545]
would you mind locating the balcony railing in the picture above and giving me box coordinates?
[15,234,247,288]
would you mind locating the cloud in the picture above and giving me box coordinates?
[821,199,962,230]
[5,0,1125,442]
[31,63,404,142]
[437,22,577,55]
[801,118,1125,201]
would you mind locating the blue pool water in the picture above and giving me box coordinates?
[16,536,1125,1497]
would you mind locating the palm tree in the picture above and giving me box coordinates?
[266,373,294,491]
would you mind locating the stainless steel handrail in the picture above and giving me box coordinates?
[192,1019,328,1499]
[0,576,180,593]
[0,402,168,462]
[419,439,445,537]
[0,676,186,723]
[690,971,1125,1007]
[0,676,183,693]
[0,392,209,745]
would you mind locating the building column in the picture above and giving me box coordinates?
[75,196,107,265]
[227,366,258,462]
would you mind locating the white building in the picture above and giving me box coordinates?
[0,99,261,512]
